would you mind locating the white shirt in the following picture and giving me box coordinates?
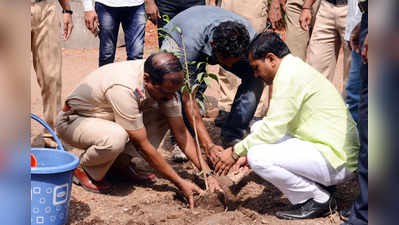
[82,0,144,11]
[344,0,362,41]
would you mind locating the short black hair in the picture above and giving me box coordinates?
[144,52,183,85]
[212,21,250,58]
[249,32,290,60]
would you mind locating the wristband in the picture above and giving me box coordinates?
[232,151,240,160]
[62,9,73,15]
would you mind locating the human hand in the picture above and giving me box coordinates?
[362,34,368,64]
[207,144,223,165]
[269,0,284,30]
[214,147,236,176]
[350,23,361,53]
[206,175,224,193]
[178,179,204,209]
[84,10,99,34]
[208,0,216,6]
[63,13,73,40]
[299,8,312,31]
[145,0,160,25]
[231,156,248,174]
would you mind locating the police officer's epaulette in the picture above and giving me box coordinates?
[134,88,144,99]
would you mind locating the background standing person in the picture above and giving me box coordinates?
[344,1,368,224]
[269,0,320,60]
[81,0,146,67]
[343,0,362,125]
[31,0,73,147]
[300,0,351,92]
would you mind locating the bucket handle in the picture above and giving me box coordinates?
[31,113,65,151]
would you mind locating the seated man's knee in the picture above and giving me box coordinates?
[98,127,129,155]
[247,147,274,173]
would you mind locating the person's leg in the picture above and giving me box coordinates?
[247,137,352,205]
[336,3,351,94]
[96,2,120,67]
[285,0,320,60]
[348,13,368,225]
[221,62,265,144]
[307,0,339,81]
[345,51,361,124]
[56,113,129,182]
[155,0,180,47]
[121,4,146,60]
[31,1,62,147]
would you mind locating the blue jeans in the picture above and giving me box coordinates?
[221,59,265,141]
[345,50,361,124]
[96,2,145,67]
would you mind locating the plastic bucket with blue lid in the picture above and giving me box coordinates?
[31,114,79,225]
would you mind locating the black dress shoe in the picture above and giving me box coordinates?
[215,110,229,127]
[276,197,337,220]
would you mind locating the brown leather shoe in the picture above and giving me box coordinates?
[73,167,112,194]
[107,164,156,184]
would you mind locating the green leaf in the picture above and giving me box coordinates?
[207,73,218,82]
[196,61,206,70]
[191,83,200,91]
[188,61,197,65]
[204,78,210,86]
[162,14,170,23]
[197,100,206,113]
[171,26,182,34]
[196,72,205,82]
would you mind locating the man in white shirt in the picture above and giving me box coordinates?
[81,0,146,66]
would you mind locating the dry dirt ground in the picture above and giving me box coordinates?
[31,23,358,225]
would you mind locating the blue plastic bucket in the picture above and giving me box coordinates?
[31,114,79,225]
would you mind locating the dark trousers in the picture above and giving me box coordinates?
[156,0,205,47]
[96,2,146,67]
[349,12,368,225]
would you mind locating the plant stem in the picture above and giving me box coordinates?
[181,34,209,190]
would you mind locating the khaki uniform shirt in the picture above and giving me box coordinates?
[65,60,182,131]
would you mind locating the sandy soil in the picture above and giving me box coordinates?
[31,22,357,225]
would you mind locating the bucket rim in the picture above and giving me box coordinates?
[31,148,79,174]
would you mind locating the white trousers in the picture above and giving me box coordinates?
[247,122,353,204]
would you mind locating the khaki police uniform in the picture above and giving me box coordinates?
[307,0,351,88]
[218,0,270,117]
[56,60,182,181]
[31,0,62,137]
[285,0,320,61]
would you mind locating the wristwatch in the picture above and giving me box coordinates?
[232,151,240,160]
[62,9,73,15]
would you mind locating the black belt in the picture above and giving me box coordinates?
[325,0,347,5]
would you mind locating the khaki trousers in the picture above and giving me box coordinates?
[56,108,169,181]
[218,0,269,117]
[307,0,351,87]
[31,1,62,134]
[285,0,320,60]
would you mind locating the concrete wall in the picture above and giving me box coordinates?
[57,0,125,49]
